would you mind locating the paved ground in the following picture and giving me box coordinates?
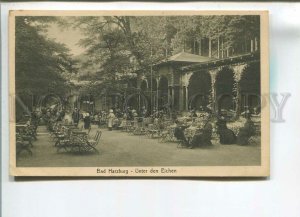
[16,124,261,167]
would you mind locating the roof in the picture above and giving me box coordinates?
[69,79,103,86]
[180,51,260,72]
[167,51,216,63]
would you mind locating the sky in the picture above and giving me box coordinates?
[46,22,86,56]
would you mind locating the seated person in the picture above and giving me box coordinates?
[253,106,261,115]
[237,116,255,145]
[190,110,198,118]
[174,121,189,147]
[190,119,213,148]
[132,110,138,118]
[94,114,99,124]
[118,114,127,129]
[216,117,236,144]
[127,109,133,120]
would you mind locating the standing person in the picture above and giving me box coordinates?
[56,110,62,121]
[141,106,147,118]
[94,113,100,127]
[83,112,91,130]
[60,109,65,120]
[107,109,115,131]
[72,108,80,126]
[126,107,132,120]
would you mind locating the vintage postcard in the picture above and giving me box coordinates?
[9,10,269,177]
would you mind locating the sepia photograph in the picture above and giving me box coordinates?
[9,10,269,177]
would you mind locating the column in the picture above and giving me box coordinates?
[232,64,247,117]
[221,38,224,58]
[179,85,184,111]
[179,73,185,112]
[138,90,141,111]
[209,38,212,58]
[199,38,202,56]
[255,37,258,51]
[209,69,218,114]
[217,37,220,59]
[171,86,175,110]
[156,78,159,110]
[168,86,171,107]
[137,78,142,90]
[173,86,180,110]
[185,86,188,111]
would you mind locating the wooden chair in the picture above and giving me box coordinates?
[88,130,102,147]
[61,130,101,154]
[248,116,261,145]
[16,133,33,156]
[78,130,101,154]
[55,128,73,152]
[159,127,176,143]
[146,124,159,138]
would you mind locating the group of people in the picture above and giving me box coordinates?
[72,106,257,147]
[100,106,257,147]
[218,113,256,145]
[173,118,213,149]
[71,108,93,130]
[24,104,257,148]
[173,112,256,148]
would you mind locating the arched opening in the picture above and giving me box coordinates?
[128,78,137,89]
[158,76,169,110]
[38,94,63,111]
[122,78,139,111]
[124,92,148,114]
[149,78,157,91]
[140,79,148,92]
[240,63,260,114]
[66,94,78,111]
[79,94,95,113]
[188,71,211,110]
[216,67,235,113]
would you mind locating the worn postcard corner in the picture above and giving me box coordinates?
[9,10,269,177]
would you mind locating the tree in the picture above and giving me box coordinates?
[15,16,75,97]
[15,16,78,119]
[70,15,260,97]
[169,15,260,55]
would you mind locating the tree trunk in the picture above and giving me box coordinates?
[209,38,212,58]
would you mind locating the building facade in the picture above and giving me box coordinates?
[125,50,261,116]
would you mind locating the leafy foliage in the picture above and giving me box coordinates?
[67,15,259,96]
[15,16,76,96]
[20,15,259,98]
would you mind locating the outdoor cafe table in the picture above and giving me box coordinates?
[65,125,78,130]
[16,124,29,134]
[63,124,77,127]
[71,130,87,137]
[69,130,99,153]
[16,124,33,156]
[16,124,28,129]
[71,130,88,143]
